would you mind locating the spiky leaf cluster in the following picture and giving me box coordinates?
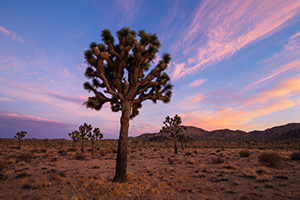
[87,128,103,141]
[162,114,184,137]
[83,27,173,118]
[79,123,92,139]
[15,131,27,140]
[68,130,80,141]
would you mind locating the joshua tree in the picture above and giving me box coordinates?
[15,131,27,149]
[162,114,184,154]
[83,27,172,182]
[178,133,187,150]
[87,128,103,155]
[79,123,92,153]
[68,130,80,147]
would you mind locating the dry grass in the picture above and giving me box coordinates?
[0,138,299,200]
[290,151,300,160]
[258,151,283,167]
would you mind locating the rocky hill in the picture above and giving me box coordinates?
[249,123,300,140]
[137,123,300,141]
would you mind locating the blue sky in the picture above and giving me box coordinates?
[0,0,300,139]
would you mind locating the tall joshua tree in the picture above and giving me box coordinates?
[15,131,27,149]
[68,130,80,147]
[79,123,92,153]
[87,128,103,155]
[83,27,172,182]
[162,114,184,154]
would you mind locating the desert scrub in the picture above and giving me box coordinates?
[0,162,6,172]
[239,149,250,157]
[17,153,33,162]
[290,151,300,160]
[67,147,77,152]
[258,151,283,167]
[58,149,66,155]
[74,153,86,160]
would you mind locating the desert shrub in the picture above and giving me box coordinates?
[242,167,257,179]
[58,150,66,156]
[290,151,300,160]
[40,148,47,153]
[258,151,283,167]
[0,162,6,172]
[74,153,85,160]
[5,154,17,160]
[212,157,224,164]
[67,147,77,152]
[239,150,250,158]
[17,153,33,162]
[111,147,117,154]
[31,148,40,153]
[100,149,108,156]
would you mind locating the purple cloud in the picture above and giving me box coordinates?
[0,111,76,139]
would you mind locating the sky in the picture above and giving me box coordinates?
[0,0,300,139]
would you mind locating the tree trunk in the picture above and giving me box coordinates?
[113,101,131,182]
[180,140,184,150]
[18,139,21,149]
[72,140,75,148]
[91,140,94,155]
[81,138,84,153]
[172,134,178,154]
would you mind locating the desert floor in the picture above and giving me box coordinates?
[0,139,300,200]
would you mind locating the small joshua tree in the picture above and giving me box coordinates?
[68,130,80,147]
[178,133,187,150]
[15,131,27,149]
[162,114,184,154]
[79,123,92,153]
[87,128,103,155]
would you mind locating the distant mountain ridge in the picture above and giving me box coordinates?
[136,123,300,140]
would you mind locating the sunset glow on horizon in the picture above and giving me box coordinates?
[1,0,300,139]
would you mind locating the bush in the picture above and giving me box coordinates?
[258,151,283,167]
[17,153,33,162]
[58,150,66,155]
[290,151,300,160]
[67,147,76,152]
[40,148,47,153]
[0,162,6,172]
[239,150,250,158]
[74,153,85,160]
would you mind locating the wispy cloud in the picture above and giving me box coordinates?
[245,32,300,91]
[0,26,24,43]
[291,31,300,39]
[113,0,143,25]
[188,79,207,87]
[246,58,300,91]
[0,97,15,102]
[180,74,300,131]
[171,0,300,79]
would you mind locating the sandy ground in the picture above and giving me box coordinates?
[0,139,300,200]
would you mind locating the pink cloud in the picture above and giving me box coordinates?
[113,0,143,24]
[246,58,300,91]
[172,0,300,79]
[179,74,300,131]
[183,93,204,104]
[188,79,207,87]
[0,26,10,35]
[0,26,24,43]
[0,97,15,102]
[291,31,300,40]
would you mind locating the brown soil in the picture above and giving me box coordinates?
[0,139,300,200]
